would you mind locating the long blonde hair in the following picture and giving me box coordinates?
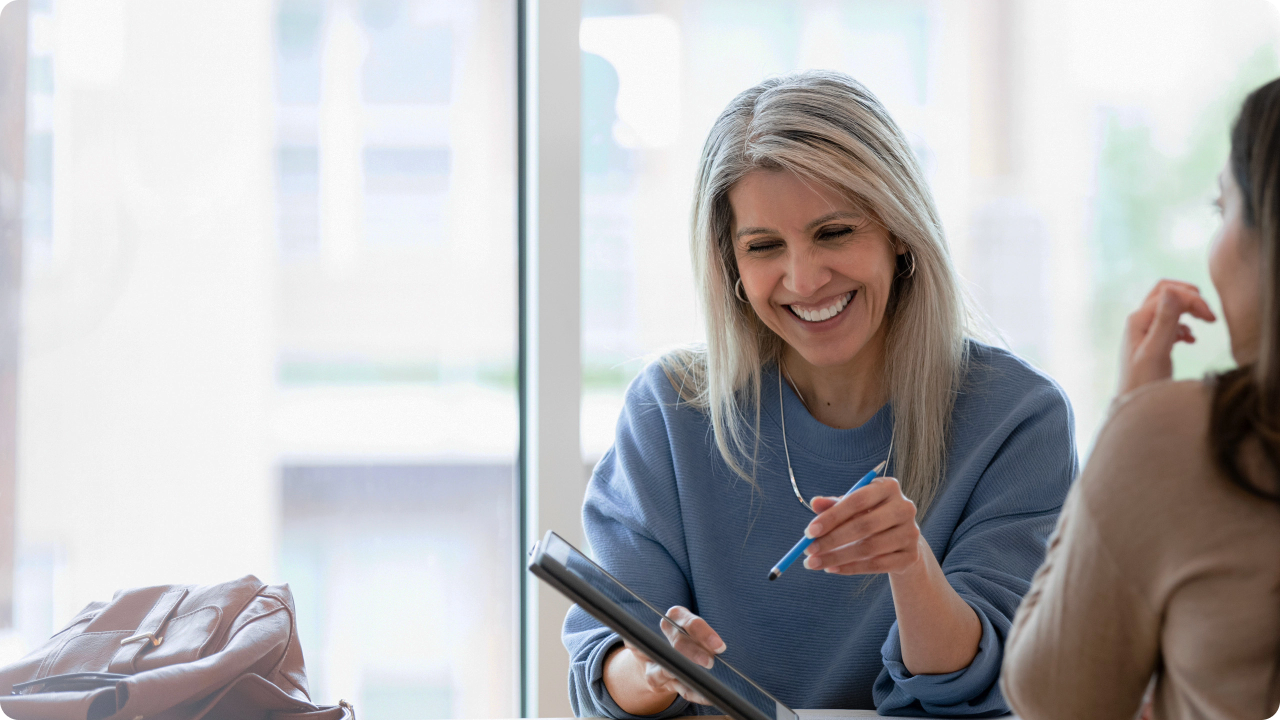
[664,70,969,517]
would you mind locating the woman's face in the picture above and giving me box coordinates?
[729,169,900,371]
[1209,162,1263,364]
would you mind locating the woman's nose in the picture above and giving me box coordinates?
[784,253,832,298]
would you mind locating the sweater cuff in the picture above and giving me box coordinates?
[586,633,692,720]
[877,602,1006,715]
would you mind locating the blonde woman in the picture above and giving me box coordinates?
[564,71,1076,716]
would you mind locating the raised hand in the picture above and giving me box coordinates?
[1118,279,1216,397]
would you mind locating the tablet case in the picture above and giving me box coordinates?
[529,530,799,720]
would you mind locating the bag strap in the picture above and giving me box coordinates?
[271,699,356,720]
[107,588,188,674]
[11,671,128,694]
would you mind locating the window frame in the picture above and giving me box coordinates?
[517,1,584,717]
[0,0,25,638]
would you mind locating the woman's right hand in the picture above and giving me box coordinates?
[1118,279,1216,397]
[601,605,727,713]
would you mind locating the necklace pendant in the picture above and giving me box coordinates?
[788,468,815,513]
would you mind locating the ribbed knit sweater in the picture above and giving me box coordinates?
[563,341,1077,717]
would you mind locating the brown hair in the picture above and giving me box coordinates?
[1210,78,1280,498]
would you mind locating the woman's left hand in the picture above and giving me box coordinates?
[1117,279,1216,397]
[803,476,922,575]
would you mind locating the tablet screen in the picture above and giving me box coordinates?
[545,533,796,720]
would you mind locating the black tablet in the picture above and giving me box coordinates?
[529,530,799,720]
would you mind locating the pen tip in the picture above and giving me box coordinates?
[767,570,779,581]
[874,459,888,474]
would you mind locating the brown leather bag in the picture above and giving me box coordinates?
[0,575,354,720]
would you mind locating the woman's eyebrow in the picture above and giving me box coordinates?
[735,226,777,239]
[735,211,864,240]
[804,211,863,230]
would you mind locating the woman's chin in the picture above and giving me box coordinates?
[785,339,873,370]
[778,315,878,369]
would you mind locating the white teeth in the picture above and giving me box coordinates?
[790,292,853,323]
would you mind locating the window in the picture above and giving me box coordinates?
[2,1,1278,718]
[273,5,520,710]
[6,1,519,717]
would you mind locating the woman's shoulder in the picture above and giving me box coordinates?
[599,353,718,477]
[1079,379,1213,518]
[957,340,1074,423]
[648,346,707,403]
[963,340,1064,391]
[1075,379,1260,579]
[618,348,712,423]
[1100,378,1210,454]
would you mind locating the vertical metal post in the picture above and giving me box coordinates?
[0,0,26,631]
[516,0,529,713]
[519,0,581,716]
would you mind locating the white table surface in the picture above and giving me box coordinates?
[793,707,1013,712]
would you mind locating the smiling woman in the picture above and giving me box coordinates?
[677,72,967,518]
[563,70,1079,718]
[730,174,901,430]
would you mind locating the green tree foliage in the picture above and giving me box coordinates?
[1090,47,1279,402]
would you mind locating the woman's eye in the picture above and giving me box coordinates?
[817,226,855,241]
[746,242,782,253]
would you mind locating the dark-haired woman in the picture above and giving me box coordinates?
[1001,78,1280,720]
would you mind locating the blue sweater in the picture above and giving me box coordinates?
[563,342,1077,717]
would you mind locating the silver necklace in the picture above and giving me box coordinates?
[778,364,893,513]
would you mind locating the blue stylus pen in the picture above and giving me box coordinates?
[767,459,889,581]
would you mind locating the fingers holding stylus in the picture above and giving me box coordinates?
[811,525,921,574]
[804,475,900,538]
[802,477,922,576]
[806,483,913,549]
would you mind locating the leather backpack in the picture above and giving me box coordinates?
[0,575,354,720]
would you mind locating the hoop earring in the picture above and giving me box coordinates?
[735,278,748,303]
[900,250,916,279]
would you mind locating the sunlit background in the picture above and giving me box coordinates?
[579,0,1279,463]
[2,0,1280,718]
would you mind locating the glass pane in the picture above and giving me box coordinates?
[10,1,518,717]
[579,0,1278,462]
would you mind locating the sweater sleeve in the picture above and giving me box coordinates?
[999,484,1159,720]
[999,384,1184,720]
[874,381,1078,716]
[563,369,697,719]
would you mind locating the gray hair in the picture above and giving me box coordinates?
[663,70,969,517]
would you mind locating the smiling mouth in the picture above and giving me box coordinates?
[787,291,854,323]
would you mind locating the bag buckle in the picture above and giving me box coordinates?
[119,632,163,648]
[340,699,356,719]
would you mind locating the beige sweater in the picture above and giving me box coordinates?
[1002,379,1280,720]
